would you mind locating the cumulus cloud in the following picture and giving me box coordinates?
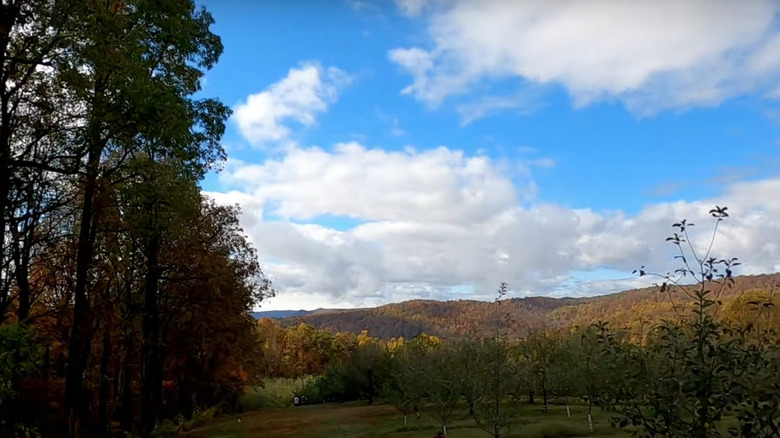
[232,63,352,145]
[389,0,780,115]
[207,142,780,310]
[217,142,526,223]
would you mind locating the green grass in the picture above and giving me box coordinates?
[237,377,313,410]
[186,401,632,438]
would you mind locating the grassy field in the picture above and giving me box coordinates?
[186,401,633,438]
[236,378,308,410]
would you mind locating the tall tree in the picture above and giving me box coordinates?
[120,160,200,436]
[0,0,74,322]
[49,3,229,435]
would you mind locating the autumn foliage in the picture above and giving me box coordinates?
[0,1,271,437]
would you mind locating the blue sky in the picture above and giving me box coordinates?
[199,0,780,310]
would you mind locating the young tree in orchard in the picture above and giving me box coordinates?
[388,334,454,436]
[599,206,771,438]
[471,338,524,438]
[730,318,780,437]
[716,282,780,436]
[385,339,426,426]
[470,282,525,438]
[547,335,580,420]
[452,337,481,417]
[571,325,611,432]
[421,343,460,438]
[519,331,558,414]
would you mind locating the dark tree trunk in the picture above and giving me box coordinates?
[140,237,162,437]
[65,146,101,438]
[367,368,374,404]
[0,93,11,323]
[120,259,137,433]
[98,331,112,437]
[0,3,19,325]
[15,261,31,320]
[175,367,195,419]
[9,173,38,322]
[529,389,534,404]
[13,220,33,321]
[0,147,9,320]
[42,344,50,381]
[119,334,135,433]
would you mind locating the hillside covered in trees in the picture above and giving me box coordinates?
[280,272,780,339]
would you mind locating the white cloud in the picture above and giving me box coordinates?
[394,0,433,16]
[232,63,352,146]
[345,0,386,20]
[207,142,780,310]
[217,142,525,223]
[456,87,546,126]
[390,0,780,115]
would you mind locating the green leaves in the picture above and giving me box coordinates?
[0,323,42,401]
[603,207,780,437]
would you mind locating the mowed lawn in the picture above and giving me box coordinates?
[186,402,632,438]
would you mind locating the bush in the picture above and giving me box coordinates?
[0,323,42,400]
[182,406,219,431]
[238,378,303,410]
[13,423,42,438]
[149,419,181,438]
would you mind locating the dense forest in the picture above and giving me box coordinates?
[0,1,272,437]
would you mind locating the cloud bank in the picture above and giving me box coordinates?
[208,143,780,310]
[390,0,780,117]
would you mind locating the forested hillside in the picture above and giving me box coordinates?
[280,272,780,339]
[549,272,780,330]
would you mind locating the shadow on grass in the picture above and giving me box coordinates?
[188,402,632,438]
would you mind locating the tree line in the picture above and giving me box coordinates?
[0,1,272,437]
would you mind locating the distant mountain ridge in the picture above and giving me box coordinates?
[260,273,780,339]
[253,308,348,319]
[253,310,312,319]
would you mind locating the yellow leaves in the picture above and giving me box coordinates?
[387,337,406,353]
[357,329,381,348]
